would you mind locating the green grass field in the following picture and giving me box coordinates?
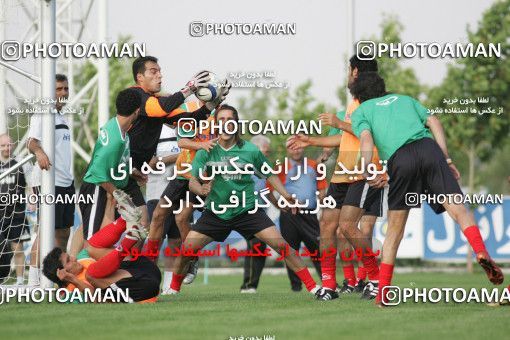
[1,271,508,340]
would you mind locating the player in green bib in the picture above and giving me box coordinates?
[350,72,503,305]
[79,89,144,240]
[168,105,321,296]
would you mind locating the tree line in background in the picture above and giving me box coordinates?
[66,0,508,194]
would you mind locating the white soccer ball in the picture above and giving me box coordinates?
[195,72,221,102]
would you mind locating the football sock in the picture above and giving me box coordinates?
[87,217,127,248]
[170,273,185,292]
[295,268,317,292]
[343,264,356,286]
[357,265,367,281]
[377,262,394,304]
[86,236,137,278]
[321,248,337,290]
[463,226,487,254]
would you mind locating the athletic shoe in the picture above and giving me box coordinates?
[361,281,379,300]
[161,287,179,295]
[113,189,140,222]
[183,259,199,285]
[310,285,322,296]
[339,279,355,294]
[354,279,367,293]
[125,224,147,242]
[240,288,257,294]
[477,251,504,285]
[316,287,339,301]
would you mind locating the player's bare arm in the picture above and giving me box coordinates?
[287,134,342,150]
[425,115,460,179]
[319,113,354,134]
[189,176,212,196]
[27,138,51,170]
[178,137,218,152]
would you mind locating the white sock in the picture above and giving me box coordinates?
[16,276,24,285]
[27,266,39,286]
[163,271,173,289]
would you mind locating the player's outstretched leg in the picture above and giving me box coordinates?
[337,227,355,294]
[176,206,199,285]
[376,210,408,305]
[443,202,503,285]
[86,229,143,279]
[338,206,380,300]
[318,208,341,299]
[254,226,321,297]
[87,217,127,249]
[146,197,173,262]
[355,215,377,293]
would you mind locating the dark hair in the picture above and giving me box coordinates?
[132,56,158,83]
[349,71,387,103]
[116,88,141,116]
[55,74,68,83]
[349,54,378,74]
[215,104,245,147]
[42,247,66,288]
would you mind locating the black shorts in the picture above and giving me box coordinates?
[123,178,146,207]
[80,182,107,240]
[160,178,202,210]
[280,211,320,252]
[326,181,383,217]
[193,209,275,242]
[387,137,463,213]
[147,199,180,239]
[55,183,76,229]
[112,256,161,302]
[0,218,29,242]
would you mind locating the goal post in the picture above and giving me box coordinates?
[38,0,56,289]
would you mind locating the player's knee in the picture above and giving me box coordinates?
[175,213,188,228]
[338,222,354,237]
[85,270,96,282]
[151,208,166,228]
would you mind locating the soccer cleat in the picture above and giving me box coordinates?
[310,285,322,296]
[183,259,199,285]
[161,287,179,295]
[240,288,257,294]
[476,251,504,285]
[361,281,379,300]
[354,279,367,293]
[125,224,147,242]
[338,279,355,294]
[113,189,141,222]
[316,287,339,301]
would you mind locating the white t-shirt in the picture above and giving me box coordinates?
[28,114,74,187]
[146,124,180,201]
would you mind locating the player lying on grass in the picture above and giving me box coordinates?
[42,198,161,303]
[168,105,321,296]
[349,71,504,305]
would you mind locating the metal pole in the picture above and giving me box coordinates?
[39,0,56,289]
[0,1,6,134]
[66,0,75,179]
[97,0,109,128]
[0,60,41,83]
